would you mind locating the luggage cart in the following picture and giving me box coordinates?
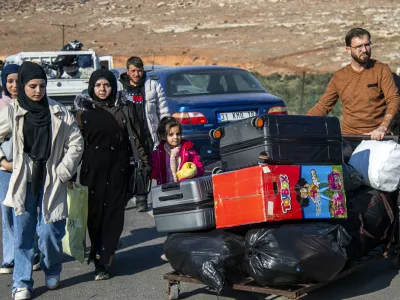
[163,249,384,300]
[163,134,400,299]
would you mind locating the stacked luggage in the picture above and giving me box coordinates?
[152,114,400,292]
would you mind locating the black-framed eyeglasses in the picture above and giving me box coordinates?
[349,42,373,52]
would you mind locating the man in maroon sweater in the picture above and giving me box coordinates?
[307,28,400,140]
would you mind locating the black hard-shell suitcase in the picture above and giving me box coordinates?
[217,114,343,171]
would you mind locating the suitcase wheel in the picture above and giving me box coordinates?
[251,117,264,128]
[212,167,223,174]
[209,128,224,139]
[168,281,180,300]
[209,129,215,139]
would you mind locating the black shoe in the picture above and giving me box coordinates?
[0,262,14,274]
[32,254,41,271]
[136,200,148,212]
[94,265,110,281]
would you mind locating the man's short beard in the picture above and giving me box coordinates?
[351,51,371,65]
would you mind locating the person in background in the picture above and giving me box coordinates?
[118,56,170,212]
[0,61,83,300]
[0,64,19,274]
[307,27,400,140]
[74,69,151,281]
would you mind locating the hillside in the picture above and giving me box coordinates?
[1,0,399,74]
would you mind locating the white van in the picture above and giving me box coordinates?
[4,50,113,110]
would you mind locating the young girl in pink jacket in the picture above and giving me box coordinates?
[152,117,204,185]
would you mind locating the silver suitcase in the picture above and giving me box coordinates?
[151,176,215,233]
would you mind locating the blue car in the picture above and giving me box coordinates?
[147,65,287,163]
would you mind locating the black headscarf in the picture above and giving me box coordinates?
[18,61,51,195]
[88,69,117,106]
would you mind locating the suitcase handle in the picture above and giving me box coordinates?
[161,182,181,192]
[159,193,184,201]
[343,134,399,142]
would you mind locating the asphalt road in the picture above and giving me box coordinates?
[1,198,400,300]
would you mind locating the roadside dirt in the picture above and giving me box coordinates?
[1,0,400,75]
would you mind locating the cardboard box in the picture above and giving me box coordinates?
[212,165,347,228]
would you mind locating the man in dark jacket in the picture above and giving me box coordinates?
[118,56,170,212]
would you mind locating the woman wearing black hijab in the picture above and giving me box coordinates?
[74,69,151,280]
[0,61,83,299]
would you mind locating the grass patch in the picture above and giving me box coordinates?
[253,72,343,119]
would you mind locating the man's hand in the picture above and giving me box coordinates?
[0,160,13,172]
[364,126,386,140]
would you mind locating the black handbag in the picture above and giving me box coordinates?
[122,106,151,197]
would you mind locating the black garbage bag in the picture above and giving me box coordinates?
[245,223,350,286]
[342,163,363,193]
[341,186,395,262]
[164,230,247,293]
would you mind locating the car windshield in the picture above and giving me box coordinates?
[165,70,265,97]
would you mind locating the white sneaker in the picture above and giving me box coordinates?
[12,288,31,300]
[0,262,14,274]
[32,254,41,271]
[45,275,60,290]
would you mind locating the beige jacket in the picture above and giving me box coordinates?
[0,98,84,223]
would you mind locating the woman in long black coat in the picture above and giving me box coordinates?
[74,69,152,280]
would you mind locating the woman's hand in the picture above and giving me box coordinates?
[1,160,13,172]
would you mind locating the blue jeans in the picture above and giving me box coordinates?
[13,183,66,292]
[0,170,14,265]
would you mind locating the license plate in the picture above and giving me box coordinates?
[217,111,257,122]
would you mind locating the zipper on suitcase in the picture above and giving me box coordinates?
[220,136,342,154]
[153,200,214,215]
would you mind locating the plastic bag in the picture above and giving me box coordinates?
[62,183,88,263]
[164,230,246,293]
[341,186,395,262]
[342,163,362,193]
[349,140,400,192]
[244,223,350,286]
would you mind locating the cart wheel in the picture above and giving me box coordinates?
[168,282,180,300]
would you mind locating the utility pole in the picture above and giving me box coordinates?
[51,23,76,48]
[300,70,306,114]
